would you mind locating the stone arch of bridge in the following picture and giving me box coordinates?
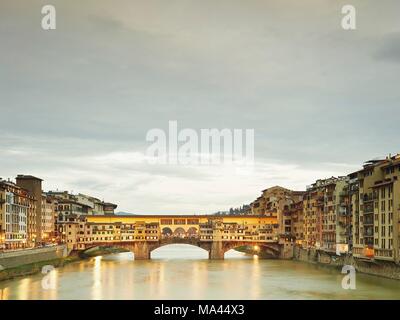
[81,243,134,255]
[221,242,281,258]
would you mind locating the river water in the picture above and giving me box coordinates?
[0,244,399,300]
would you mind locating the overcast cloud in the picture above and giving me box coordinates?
[0,0,399,213]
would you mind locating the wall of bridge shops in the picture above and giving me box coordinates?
[85,215,278,229]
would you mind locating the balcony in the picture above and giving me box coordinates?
[363,205,374,214]
[363,218,374,226]
[374,249,393,261]
[362,193,377,203]
[363,228,374,237]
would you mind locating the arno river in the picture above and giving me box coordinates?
[1,245,400,300]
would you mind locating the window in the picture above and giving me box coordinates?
[160,219,173,225]
[174,219,186,225]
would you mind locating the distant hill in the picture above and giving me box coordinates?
[115,212,136,215]
[213,204,251,215]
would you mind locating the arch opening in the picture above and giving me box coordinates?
[223,244,280,259]
[162,227,173,238]
[224,246,252,259]
[187,227,198,237]
[82,245,131,258]
[173,227,186,238]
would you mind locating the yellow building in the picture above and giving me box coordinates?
[350,154,400,263]
[303,183,324,249]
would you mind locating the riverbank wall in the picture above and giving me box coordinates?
[0,245,74,281]
[293,246,400,280]
[0,245,129,282]
[0,245,68,270]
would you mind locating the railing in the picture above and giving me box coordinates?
[374,249,393,259]
[363,193,377,203]
[363,205,374,214]
[363,218,374,225]
[363,229,373,236]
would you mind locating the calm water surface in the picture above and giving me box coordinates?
[1,245,400,300]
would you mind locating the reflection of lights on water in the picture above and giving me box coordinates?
[18,278,31,300]
[192,263,205,299]
[92,256,102,300]
[0,287,10,300]
[94,256,102,265]
[251,254,260,299]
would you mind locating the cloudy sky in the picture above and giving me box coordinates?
[1,0,399,214]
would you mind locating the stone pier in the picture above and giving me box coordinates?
[209,241,225,260]
[132,242,151,260]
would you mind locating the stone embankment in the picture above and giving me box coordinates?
[0,245,129,281]
[0,245,74,281]
[293,246,400,280]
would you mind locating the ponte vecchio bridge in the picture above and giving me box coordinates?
[71,215,285,260]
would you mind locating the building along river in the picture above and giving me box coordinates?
[0,244,400,300]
